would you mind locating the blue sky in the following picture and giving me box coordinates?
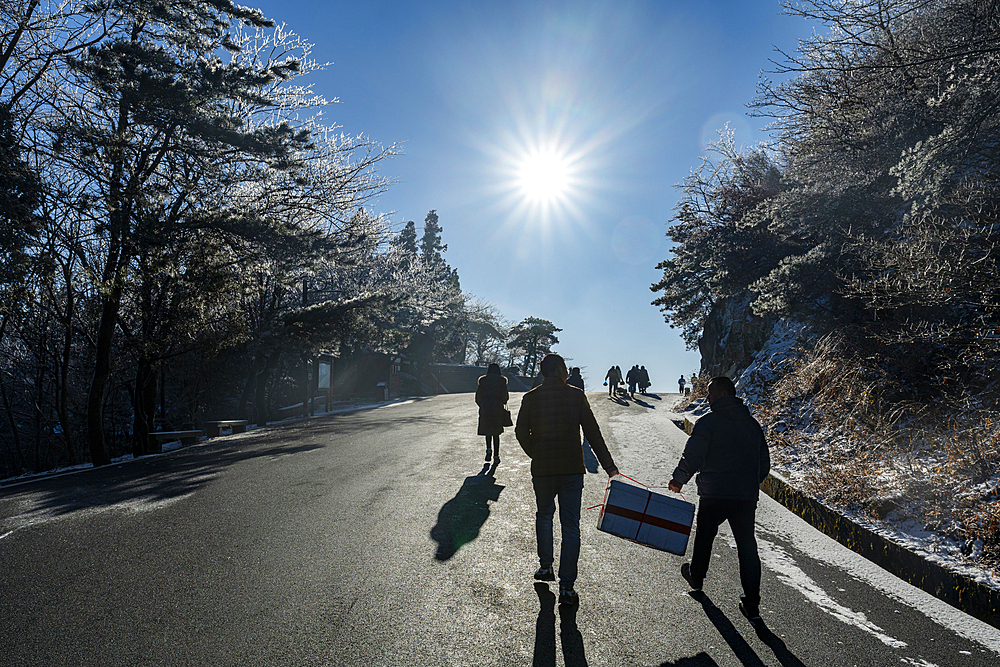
[249,0,812,390]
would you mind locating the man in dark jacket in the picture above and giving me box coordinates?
[566,367,585,391]
[517,353,619,605]
[668,376,770,624]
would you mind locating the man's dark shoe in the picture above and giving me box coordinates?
[680,562,703,591]
[739,595,763,626]
[534,566,555,581]
[558,585,579,605]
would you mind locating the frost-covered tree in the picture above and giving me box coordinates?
[39,2,395,463]
[655,0,1000,390]
[464,298,507,367]
[752,0,1000,382]
[650,131,790,347]
[389,219,418,270]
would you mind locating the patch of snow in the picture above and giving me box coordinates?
[737,318,810,405]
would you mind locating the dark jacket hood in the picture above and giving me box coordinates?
[709,395,753,421]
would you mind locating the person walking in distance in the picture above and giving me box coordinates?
[639,365,650,394]
[668,376,770,625]
[567,367,584,391]
[476,363,509,463]
[626,365,639,398]
[678,374,686,395]
[516,353,619,605]
[604,365,620,397]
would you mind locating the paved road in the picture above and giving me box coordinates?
[1,392,998,666]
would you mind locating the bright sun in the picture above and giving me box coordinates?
[515,148,573,205]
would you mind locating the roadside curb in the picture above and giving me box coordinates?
[761,472,1000,630]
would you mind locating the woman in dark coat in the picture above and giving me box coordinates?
[476,363,509,463]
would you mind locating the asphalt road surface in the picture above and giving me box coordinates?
[2,392,998,666]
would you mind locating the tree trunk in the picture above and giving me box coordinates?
[237,355,262,421]
[131,358,158,457]
[58,288,76,465]
[309,357,319,417]
[86,294,119,467]
[252,351,281,427]
[301,355,310,417]
[0,314,27,473]
[0,369,26,475]
[32,340,46,472]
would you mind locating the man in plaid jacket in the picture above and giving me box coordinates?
[516,353,619,605]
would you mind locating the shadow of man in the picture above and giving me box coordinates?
[559,602,588,666]
[693,592,806,666]
[751,625,808,667]
[533,583,556,666]
[430,462,503,560]
[532,582,589,667]
[693,592,769,667]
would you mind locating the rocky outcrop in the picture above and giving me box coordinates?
[698,294,779,378]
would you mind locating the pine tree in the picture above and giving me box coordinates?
[390,220,418,269]
[507,318,561,377]
[420,210,447,269]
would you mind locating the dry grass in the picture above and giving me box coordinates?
[755,331,1000,573]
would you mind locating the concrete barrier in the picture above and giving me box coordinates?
[761,472,1000,629]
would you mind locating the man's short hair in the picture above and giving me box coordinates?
[708,376,736,396]
[539,353,567,378]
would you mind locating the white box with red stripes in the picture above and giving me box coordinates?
[597,478,695,555]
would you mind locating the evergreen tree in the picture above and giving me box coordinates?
[507,318,561,377]
[0,104,42,312]
[390,220,418,269]
[420,210,446,269]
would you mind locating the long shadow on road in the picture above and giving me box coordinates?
[694,592,767,667]
[693,592,807,667]
[0,437,326,526]
[533,582,588,667]
[430,462,504,560]
[0,409,442,521]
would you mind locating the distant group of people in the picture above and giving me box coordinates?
[604,364,650,398]
[472,354,769,625]
[677,373,698,396]
[678,372,697,396]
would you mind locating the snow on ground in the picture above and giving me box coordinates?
[754,494,1000,655]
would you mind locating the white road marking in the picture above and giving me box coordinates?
[753,534,908,648]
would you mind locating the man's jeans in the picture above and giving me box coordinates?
[532,474,585,586]
[690,497,761,605]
